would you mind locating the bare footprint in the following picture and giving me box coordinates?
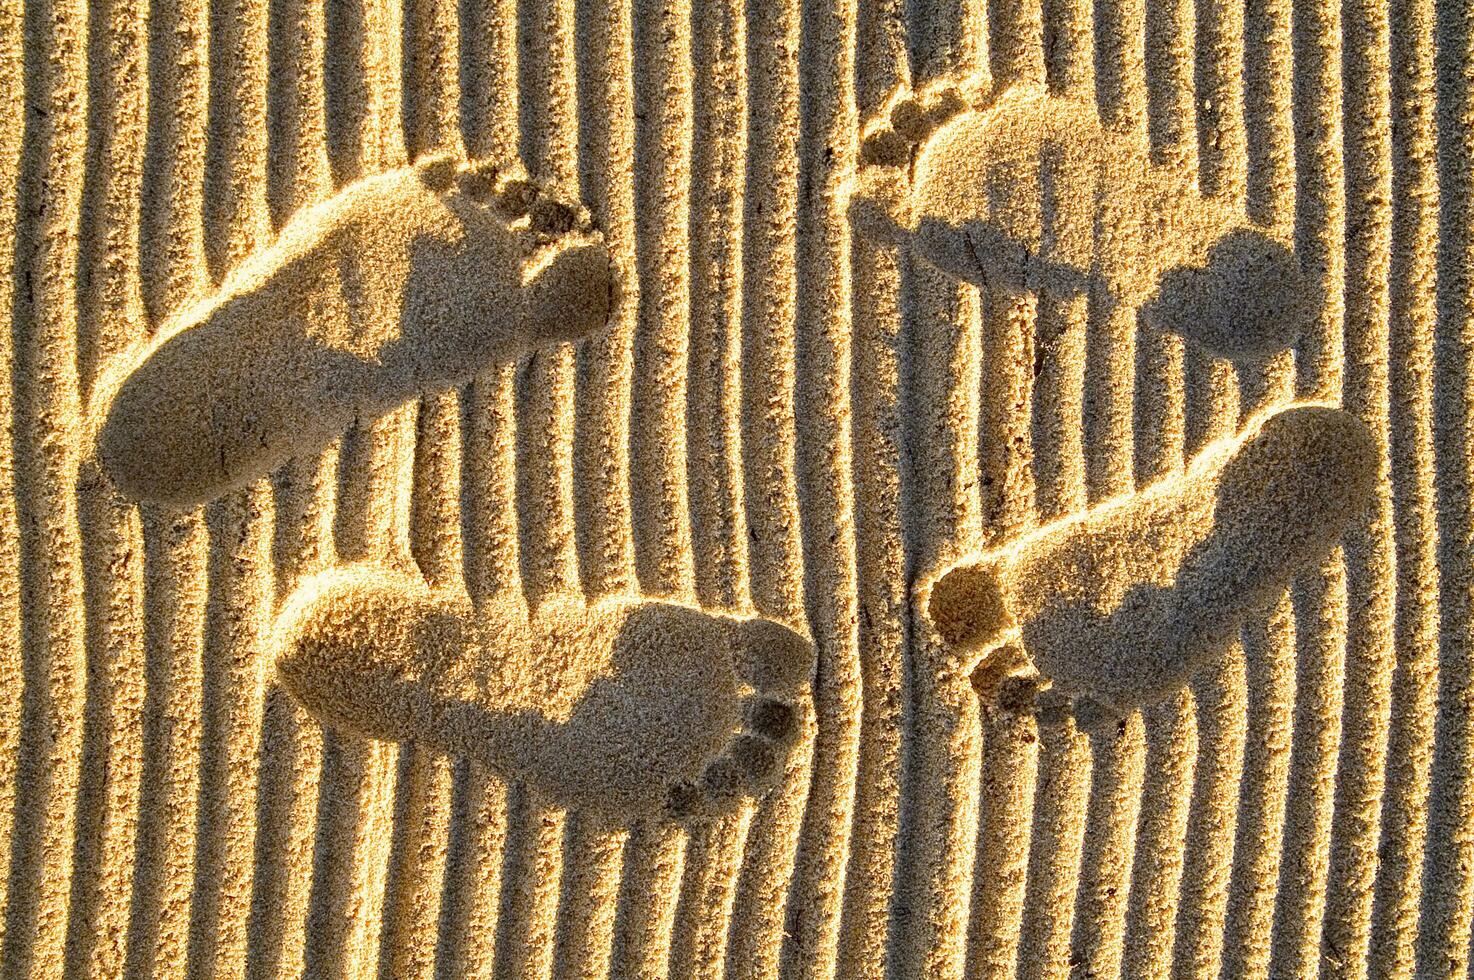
[852,81,1308,361]
[272,564,815,822]
[94,154,617,507]
[926,404,1377,720]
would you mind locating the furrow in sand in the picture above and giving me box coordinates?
[189,488,273,980]
[302,736,398,980]
[435,759,510,980]
[610,824,685,980]
[839,238,907,980]
[626,0,694,599]
[305,0,410,973]
[1134,0,1189,483]
[1214,9,1296,973]
[1268,0,1348,970]
[0,0,87,970]
[456,0,520,604]
[551,814,625,980]
[1366,0,1440,970]
[1194,0,1247,200]
[1115,704,1188,980]
[0,56,20,948]
[1288,0,1345,404]
[65,482,145,980]
[1080,0,1140,501]
[243,689,321,980]
[668,818,747,980]
[122,0,211,969]
[59,0,148,970]
[773,0,863,971]
[1073,726,1149,980]
[895,257,986,974]
[125,517,207,979]
[1321,0,1396,973]
[491,791,564,980]
[1033,0,1089,516]
[1236,0,1296,418]
[684,0,749,616]
[570,0,636,599]
[1063,2,1147,976]
[721,0,807,972]
[1167,0,1246,973]
[0,17,22,949]
[888,5,986,978]
[1171,656,1248,980]
[1220,598,1297,980]
[513,0,578,601]
[441,4,520,973]
[966,709,1036,980]
[372,0,464,973]
[833,3,907,975]
[246,0,334,973]
[1009,724,1085,980]
[1268,556,1349,977]
[186,0,275,972]
[666,0,752,973]
[1420,0,1474,970]
[377,744,456,980]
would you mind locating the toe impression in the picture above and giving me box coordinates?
[927,561,1016,657]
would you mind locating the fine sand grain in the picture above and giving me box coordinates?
[2,0,1472,976]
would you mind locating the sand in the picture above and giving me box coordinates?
[0,0,1470,976]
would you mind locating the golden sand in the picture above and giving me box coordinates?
[1,0,1471,975]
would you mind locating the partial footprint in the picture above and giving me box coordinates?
[273,564,815,822]
[95,154,616,507]
[853,82,1308,361]
[927,404,1377,719]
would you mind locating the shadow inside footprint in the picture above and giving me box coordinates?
[1143,228,1308,361]
[273,566,815,823]
[929,405,1377,717]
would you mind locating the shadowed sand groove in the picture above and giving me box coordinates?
[59,0,149,969]
[2,0,1473,976]
[0,62,20,939]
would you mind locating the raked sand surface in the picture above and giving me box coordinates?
[1,0,1472,976]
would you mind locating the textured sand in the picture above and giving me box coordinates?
[2,0,1472,977]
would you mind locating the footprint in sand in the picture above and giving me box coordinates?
[95,153,617,508]
[852,81,1309,362]
[272,564,815,821]
[925,405,1377,725]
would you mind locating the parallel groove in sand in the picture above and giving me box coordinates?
[1,1,1472,979]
